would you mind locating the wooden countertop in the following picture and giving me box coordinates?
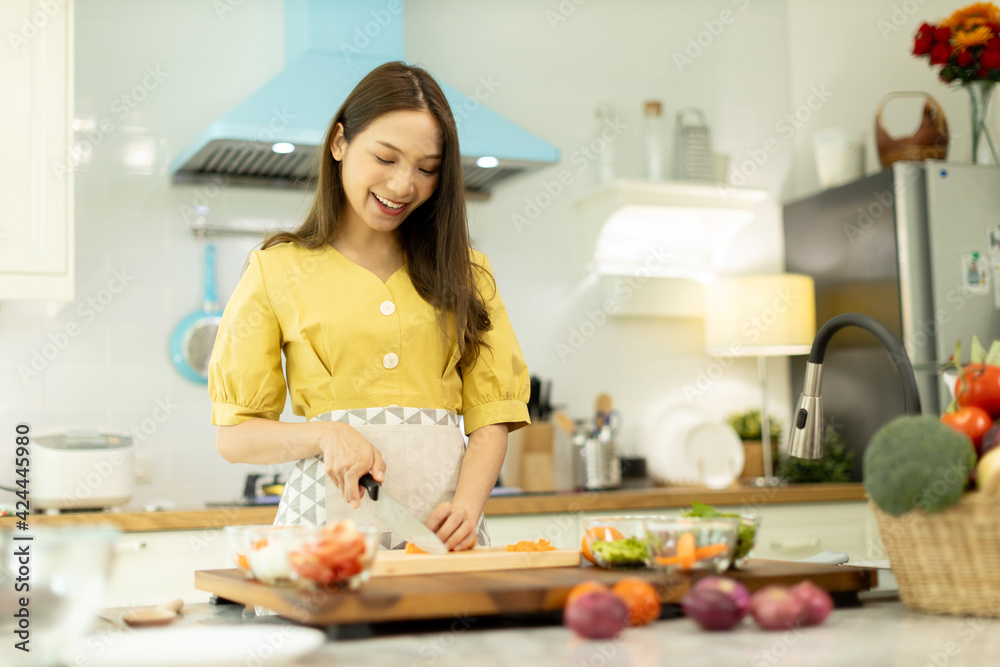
[0,483,865,532]
[484,482,866,515]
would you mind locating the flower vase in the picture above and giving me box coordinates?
[967,81,1000,165]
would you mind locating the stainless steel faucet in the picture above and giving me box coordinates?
[788,313,922,459]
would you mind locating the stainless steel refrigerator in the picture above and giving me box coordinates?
[784,161,1000,479]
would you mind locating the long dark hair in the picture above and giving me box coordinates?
[262,61,492,367]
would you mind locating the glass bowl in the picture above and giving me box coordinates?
[645,517,739,574]
[581,515,651,569]
[241,522,379,590]
[224,524,260,579]
[0,526,119,667]
[732,514,761,568]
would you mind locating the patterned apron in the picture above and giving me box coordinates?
[273,406,490,549]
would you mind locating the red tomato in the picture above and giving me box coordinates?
[289,550,338,585]
[308,536,364,569]
[955,364,1000,419]
[941,405,994,454]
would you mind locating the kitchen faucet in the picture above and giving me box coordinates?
[788,313,922,459]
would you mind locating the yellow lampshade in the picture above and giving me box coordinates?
[704,274,816,357]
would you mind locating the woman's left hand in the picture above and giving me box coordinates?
[426,501,477,551]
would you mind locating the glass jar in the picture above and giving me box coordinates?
[643,100,665,181]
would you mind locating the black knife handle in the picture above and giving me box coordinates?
[358,473,380,501]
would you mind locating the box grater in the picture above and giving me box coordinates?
[673,108,714,181]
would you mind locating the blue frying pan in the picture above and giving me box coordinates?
[170,242,222,384]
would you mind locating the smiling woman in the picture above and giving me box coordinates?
[208,61,531,553]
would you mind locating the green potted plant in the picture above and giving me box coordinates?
[775,424,855,484]
[726,409,782,479]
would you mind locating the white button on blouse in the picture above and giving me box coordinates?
[380,300,395,316]
[383,352,399,369]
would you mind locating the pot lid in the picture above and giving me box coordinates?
[35,429,134,451]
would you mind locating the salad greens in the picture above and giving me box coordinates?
[592,536,648,567]
[683,501,757,562]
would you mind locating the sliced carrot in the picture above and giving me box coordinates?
[236,553,250,570]
[251,538,269,550]
[692,543,728,560]
[655,541,729,569]
[405,542,428,554]
[506,538,557,552]
[677,532,696,569]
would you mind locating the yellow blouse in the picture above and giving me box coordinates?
[208,243,530,435]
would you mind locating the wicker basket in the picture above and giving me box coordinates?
[871,490,1000,616]
[874,91,949,168]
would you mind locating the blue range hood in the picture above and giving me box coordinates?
[169,0,559,194]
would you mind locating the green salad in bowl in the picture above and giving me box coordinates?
[682,502,759,567]
[582,516,651,568]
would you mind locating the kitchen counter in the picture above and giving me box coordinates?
[1,483,866,532]
[91,594,1000,666]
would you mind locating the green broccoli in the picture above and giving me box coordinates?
[864,415,976,516]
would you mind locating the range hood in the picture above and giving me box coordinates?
[169,0,559,194]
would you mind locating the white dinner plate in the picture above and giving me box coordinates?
[680,422,744,489]
[79,625,325,667]
[645,404,743,488]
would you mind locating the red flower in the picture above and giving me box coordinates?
[935,26,952,42]
[918,21,935,36]
[988,37,1000,51]
[978,66,991,78]
[983,49,1000,69]
[958,49,975,67]
[914,34,934,55]
[988,22,1000,34]
[930,41,953,64]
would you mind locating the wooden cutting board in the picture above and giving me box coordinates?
[194,559,878,627]
[370,545,580,576]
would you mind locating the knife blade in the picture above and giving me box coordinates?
[358,473,448,554]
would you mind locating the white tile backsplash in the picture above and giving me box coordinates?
[6,0,904,508]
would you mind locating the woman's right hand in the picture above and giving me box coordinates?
[317,422,386,509]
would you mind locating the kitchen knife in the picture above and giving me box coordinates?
[358,473,448,554]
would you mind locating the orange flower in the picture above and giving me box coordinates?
[955,25,994,48]
[943,2,1000,31]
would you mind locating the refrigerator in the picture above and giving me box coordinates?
[783,161,1000,480]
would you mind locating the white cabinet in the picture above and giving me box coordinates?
[0,0,75,300]
[731,502,875,562]
[106,529,231,607]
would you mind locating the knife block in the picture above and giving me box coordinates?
[503,423,555,492]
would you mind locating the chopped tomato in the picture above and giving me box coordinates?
[287,520,370,586]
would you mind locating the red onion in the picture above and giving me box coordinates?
[749,586,808,631]
[564,591,628,639]
[789,580,834,626]
[682,588,744,631]
[691,576,751,621]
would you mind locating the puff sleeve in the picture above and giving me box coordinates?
[208,250,287,425]
[460,253,531,435]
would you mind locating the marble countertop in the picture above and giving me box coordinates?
[91,593,1000,667]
